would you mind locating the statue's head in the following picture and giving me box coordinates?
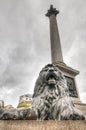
[33,64,68,98]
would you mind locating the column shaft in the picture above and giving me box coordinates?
[49,14,63,64]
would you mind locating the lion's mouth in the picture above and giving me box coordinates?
[46,73,57,85]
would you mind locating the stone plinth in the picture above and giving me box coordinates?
[0,121,86,130]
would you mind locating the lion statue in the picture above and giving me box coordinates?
[32,64,85,120]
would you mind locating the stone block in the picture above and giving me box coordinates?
[0,121,86,130]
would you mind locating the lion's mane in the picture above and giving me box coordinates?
[32,64,85,120]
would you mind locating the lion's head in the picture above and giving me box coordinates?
[33,64,68,98]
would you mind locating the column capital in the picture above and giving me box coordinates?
[46,5,59,17]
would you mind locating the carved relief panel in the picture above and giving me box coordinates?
[65,76,78,97]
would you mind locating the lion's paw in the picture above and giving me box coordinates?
[60,108,85,120]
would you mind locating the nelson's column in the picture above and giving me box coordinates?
[46,5,86,117]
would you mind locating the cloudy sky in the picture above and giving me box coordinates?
[0,0,86,107]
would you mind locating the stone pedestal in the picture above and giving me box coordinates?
[0,121,86,130]
[55,62,79,98]
[55,62,86,118]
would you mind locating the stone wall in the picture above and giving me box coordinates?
[0,121,86,130]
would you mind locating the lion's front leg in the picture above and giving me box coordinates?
[51,97,85,120]
[37,96,54,120]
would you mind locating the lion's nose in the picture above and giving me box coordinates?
[49,68,54,72]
